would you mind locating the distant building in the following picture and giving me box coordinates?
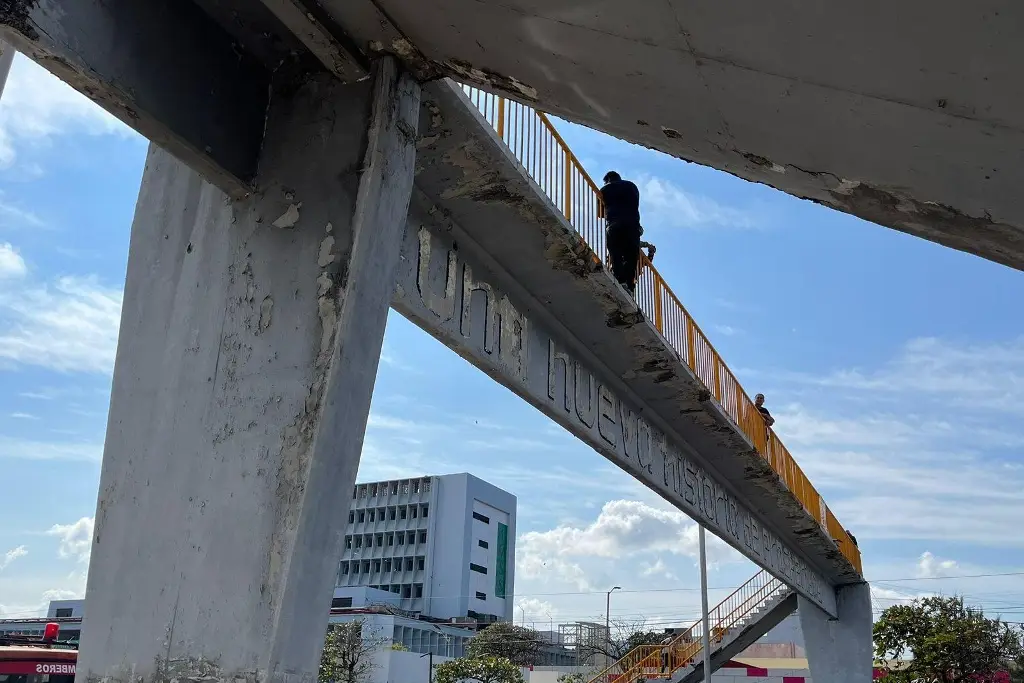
[338,473,517,622]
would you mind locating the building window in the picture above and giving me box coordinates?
[405,558,414,571]
[54,608,74,618]
[340,562,349,575]
[478,540,488,549]
[368,509,375,522]
[391,483,399,495]
[391,585,400,594]
[402,482,410,494]
[331,597,353,609]
[348,511,354,524]
[358,510,365,523]
[352,562,360,574]
[373,560,382,573]
[407,531,416,544]
[400,506,407,520]
[383,559,392,572]
[422,504,429,518]
[345,536,352,549]
[415,584,423,598]
[470,563,487,574]
[402,584,412,598]
[387,533,395,546]
[360,486,368,498]
[413,481,420,494]
[475,592,486,601]
[376,533,384,547]
[363,561,370,573]
[371,484,378,496]
[411,506,417,519]
[422,479,431,493]
[419,530,427,543]
[473,512,490,524]
[416,556,425,571]
[365,534,372,547]
[354,536,362,548]
[389,507,397,520]
[397,534,404,545]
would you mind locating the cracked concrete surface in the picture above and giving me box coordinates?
[330,0,1024,271]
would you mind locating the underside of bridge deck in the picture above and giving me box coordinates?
[3,0,1020,269]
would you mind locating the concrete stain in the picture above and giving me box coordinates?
[442,59,539,101]
[272,203,302,229]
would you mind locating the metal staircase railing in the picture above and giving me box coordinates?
[455,82,861,576]
[585,569,789,683]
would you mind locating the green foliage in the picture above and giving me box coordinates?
[466,622,545,666]
[874,595,1024,683]
[319,620,383,683]
[556,673,587,683]
[434,656,525,683]
[389,642,409,651]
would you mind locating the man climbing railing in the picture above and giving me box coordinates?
[459,84,861,575]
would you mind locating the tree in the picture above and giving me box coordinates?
[434,656,525,683]
[466,622,546,666]
[556,673,587,683]
[874,595,1024,683]
[319,620,386,683]
[576,619,664,666]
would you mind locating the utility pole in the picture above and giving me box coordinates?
[605,586,621,665]
[699,526,712,683]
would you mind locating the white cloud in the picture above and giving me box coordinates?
[517,500,735,589]
[641,558,676,580]
[638,175,757,231]
[0,274,122,373]
[47,517,94,563]
[756,335,1024,549]
[516,597,559,624]
[916,551,959,579]
[9,412,38,420]
[0,242,26,278]
[0,434,103,461]
[0,56,132,167]
[0,545,27,570]
[713,324,739,337]
[798,336,1024,416]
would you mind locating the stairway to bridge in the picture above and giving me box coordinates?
[587,570,796,683]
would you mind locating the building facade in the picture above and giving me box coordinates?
[338,473,516,622]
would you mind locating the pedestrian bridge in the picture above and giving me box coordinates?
[460,86,863,578]
[1,3,880,682]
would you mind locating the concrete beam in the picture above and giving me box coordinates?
[255,0,367,82]
[0,0,271,198]
[799,583,874,683]
[76,58,419,683]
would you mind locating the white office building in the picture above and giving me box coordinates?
[337,473,516,622]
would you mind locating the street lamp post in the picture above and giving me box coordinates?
[605,586,621,664]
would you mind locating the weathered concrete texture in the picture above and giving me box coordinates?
[327,0,1024,271]
[0,0,271,197]
[393,80,857,615]
[799,583,874,683]
[77,59,419,683]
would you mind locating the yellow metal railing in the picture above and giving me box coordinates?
[460,85,862,576]
[586,569,787,683]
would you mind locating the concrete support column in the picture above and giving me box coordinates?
[798,582,874,682]
[77,58,420,683]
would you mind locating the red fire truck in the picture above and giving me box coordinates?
[0,624,76,683]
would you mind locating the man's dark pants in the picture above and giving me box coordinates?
[606,221,642,292]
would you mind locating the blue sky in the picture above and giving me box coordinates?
[2,54,1024,631]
